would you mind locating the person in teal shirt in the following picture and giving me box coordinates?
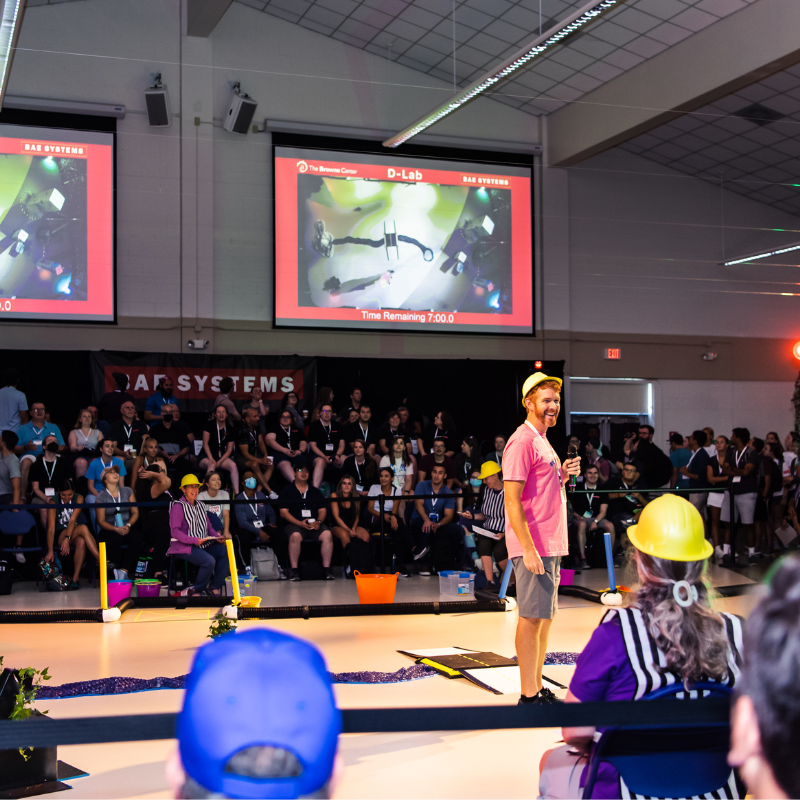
[669,432,692,492]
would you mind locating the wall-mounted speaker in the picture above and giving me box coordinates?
[223,84,258,135]
[144,75,171,127]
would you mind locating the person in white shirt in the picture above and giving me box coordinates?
[379,436,415,493]
[197,471,231,538]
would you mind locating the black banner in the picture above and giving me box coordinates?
[91,351,316,414]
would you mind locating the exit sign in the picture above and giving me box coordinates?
[605,348,621,360]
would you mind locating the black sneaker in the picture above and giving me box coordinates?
[517,694,541,706]
[325,567,335,580]
[538,687,563,704]
[290,568,300,582]
[484,581,499,593]
[397,567,410,578]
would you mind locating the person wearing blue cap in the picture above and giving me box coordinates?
[167,628,342,799]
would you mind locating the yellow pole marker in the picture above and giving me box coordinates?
[99,541,108,610]
[225,538,241,606]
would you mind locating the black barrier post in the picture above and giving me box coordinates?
[378,493,386,573]
[728,485,737,566]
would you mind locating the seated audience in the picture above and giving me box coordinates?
[307,403,345,488]
[234,469,283,570]
[418,437,456,489]
[606,461,648,543]
[67,408,103,479]
[343,439,378,495]
[344,404,378,457]
[149,404,193,477]
[108,400,148,473]
[378,410,407,457]
[278,459,333,581]
[95,465,142,581]
[85,438,128,529]
[570,464,614,569]
[198,471,232,537]
[459,461,507,591]
[338,386,362,422]
[45,478,100,589]
[455,436,479,486]
[330,474,370,571]
[97,371,135,423]
[144,376,178,422]
[237,408,277,498]
[420,410,457,457]
[213,377,242,423]
[266,409,308,483]
[134,457,173,585]
[367,466,412,577]
[86,404,110,438]
[379,435,415,493]
[15,401,64,497]
[240,386,269,434]
[538,495,743,799]
[729,555,800,800]
[486,434,506,466]
[168,473,229,597]
[281,390,305,430]
[583,436,610,484]
[0,429,23,561]
[411,463,461,575]
[29,434,69,529]
[310,386,335,424]
[167,628,341,800]
[707,434,730,562]
[130,436,161,492]
[199,404,239,493]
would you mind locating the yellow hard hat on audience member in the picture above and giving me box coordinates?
[180,474,202,489]
[477,461,502,480]
[627,494,713,562]
[521,372,563,407]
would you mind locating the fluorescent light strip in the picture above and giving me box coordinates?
[723,242,800,266]
[382,0,624,149]
[0,0,25,110]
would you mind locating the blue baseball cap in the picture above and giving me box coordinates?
[177,629,341,799]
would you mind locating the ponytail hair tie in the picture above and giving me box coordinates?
[673,579,699,608]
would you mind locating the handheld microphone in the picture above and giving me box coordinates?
[567,444,578,490]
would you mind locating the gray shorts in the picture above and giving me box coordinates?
[720,491,757,525]
[512,555,560,619]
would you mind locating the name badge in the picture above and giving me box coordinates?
[301,509,312,518]
[45,488,55,497]
[356,484,364,493]
[253,520,263,529]
[325,443,334,451]
[33,440,42,447]
[429,512,439,523]
[583,510,593,518]
[124,444,134,452]
[625,494,636,504]
[732,476,742,483]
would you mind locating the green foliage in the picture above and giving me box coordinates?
[0,656,52,760]
[208,612,237,639]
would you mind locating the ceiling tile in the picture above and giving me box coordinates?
[582,60,623,82]
[727,154,770,172]
[647,21,693,46]
[753,165,794,182]
[742,126,786,146]
[696,0,745,15]
[264,6,299,23]
[651,141,693,160]
[316,0,359,15]
[548,47,595,71]
[668,114,707,132]
[384,17,426,41]
[396,53,436,71]
[713,116,754,135]
[351,5,394,28]
[501,5,542,31]
[734,83,779,104]
[337,18,381,40]
[427,66,456,83]
[415,0,454,15]
[772,139,800,157]
[550,84,584,103]
[760,94,800,118]
[417,30,454,53]
[569,34,617,59]
[759,71,800,93]
[602,48,645,70]
[562,71,603,93]
[404,43,446,66]
[628,132,665,149]
[303,4,346,27]
[398,4,442,28]
[720,136,761,155]
[680,152,719,171]
[749,147,793,167]
[590,21,640,46]
[612,7,661,33]
[331,30,368,46]
[454,5,494,29]
[534,59,577,83]
[467,31,512,56]
[633,0,689,21]
[492,93,526,108]
[433,19,475,43]
[298,18,336,35]
[484,18,526,44]
[454,44,493,67]
[513,71,558,92]
[241,0,267,8]
[267,0,300,11]
[363,0,409,14]
[465,0,514,17]
[757,185,797,201]
[689,123,733,143]
[623,35,668,58]
[697,144,741,162]
[670,6,717,31]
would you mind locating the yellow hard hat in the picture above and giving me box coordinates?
[521,371,562,407]
[180,474,202,489]
[627,494,713,562]
[477,461,502,480]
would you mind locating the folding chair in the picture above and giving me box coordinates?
[582,682,736,799]
[0,510,42,564]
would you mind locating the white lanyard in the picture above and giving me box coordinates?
[108,491,121,514]
[429,489,441,509]
[360,424,368,439]
[124,424,133,441]
[217,425,225,446]
[100,458,113,471]
[735,448,747,468]
[247,496,260,517]
[33,425,45,437]
[354,460,363,481]
[687,449,699,468]
[586,491,596,507]
[323,425,331,442]
[281,426,291,444]
[44,458,57,482]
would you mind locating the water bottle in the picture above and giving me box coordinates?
[245,566,252,578]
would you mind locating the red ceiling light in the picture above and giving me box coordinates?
[793,341,800,361]
[534,361,543,369]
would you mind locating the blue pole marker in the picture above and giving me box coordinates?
[498,559,514,599]
[604,531,618,593]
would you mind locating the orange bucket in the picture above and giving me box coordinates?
[354,571,399,604]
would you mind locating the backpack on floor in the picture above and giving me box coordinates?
[39,556,70,592]
[250,547,281,581]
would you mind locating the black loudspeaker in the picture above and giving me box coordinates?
[223,89,258,134]
[144,86,171,127]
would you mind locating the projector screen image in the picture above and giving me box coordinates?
[0,124,114,322]
[274,146,532,334]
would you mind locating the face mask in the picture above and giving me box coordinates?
[46,442,59,453]
[469,478,482,488]
[162,414,174,423]
[245,477,257,490]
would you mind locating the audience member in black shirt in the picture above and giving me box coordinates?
[134,458,173,583]
[29,434,69,528]
[455,436,479,487]
[343,439,378,495]
[237,408,277,499]
[344,405,379,457]
[606,462,648,543]
[307,404,345,488]
[277,459,333,581]
[570,464,614,568]
[420,410,457,458]
[199,405,239,493]
[378,410,409,457]
[338,386,362,423]
[418,438,456,489]
[266,409,308,483]
[108,401,149,473]
[148,404,193,478]
[97,372,136,423]
[681,429,711,514]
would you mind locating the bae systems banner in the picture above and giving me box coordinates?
[91,352,316,413]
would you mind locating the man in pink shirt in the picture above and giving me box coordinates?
[503,372,580,705]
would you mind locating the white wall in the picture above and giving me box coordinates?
[654,379,795,444]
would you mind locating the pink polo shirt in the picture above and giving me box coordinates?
[503,421,568,559]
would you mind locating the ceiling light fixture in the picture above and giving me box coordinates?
[382,0,625,149]
[0,0,25,111]
[723,242,800,266]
